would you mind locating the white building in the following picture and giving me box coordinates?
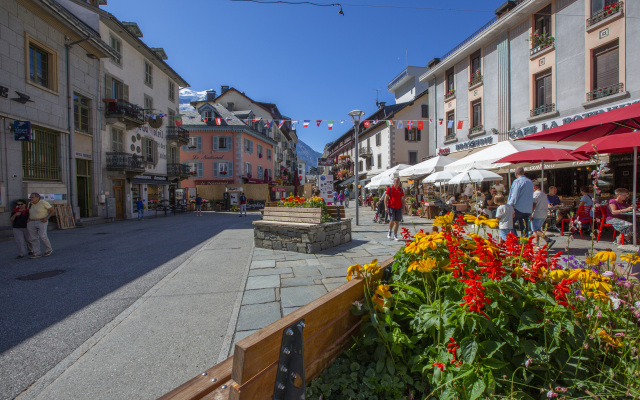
[297,160,306,184]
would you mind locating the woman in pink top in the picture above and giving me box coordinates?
[606,188,637,244]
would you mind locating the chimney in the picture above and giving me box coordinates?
[206,90,217,101]
[227,102,234,111]
[221,85,230,94]
[378,101,386,109]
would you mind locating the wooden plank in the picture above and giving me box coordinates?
[230,258,392,399]
[263,207,321,214]
[263,211,321,218]
[54,204,75,230]
[253,221,316,228]
[263,216,321,224]
[157,357,233,400]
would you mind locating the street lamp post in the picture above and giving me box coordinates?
[348,110,365,226]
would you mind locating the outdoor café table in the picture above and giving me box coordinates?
[547,204,571,232]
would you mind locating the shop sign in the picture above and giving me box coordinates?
[191,154,225,160]
[196,179,234,185]
[509,98,640,140]
[523,158,600,172]
[437,147,450,155]
[455,135,494,151]
[272,187,286,192]
[133,175,167,182]
[246,200,266,209]
[228,186,243,192]
[610,153,640,164]
[14,121,31,141]
[75,152,92,159]
[317,157,335,166]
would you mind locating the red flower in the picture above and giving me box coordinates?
[447,337,460,363]
[431,362,445,371]
[553,278,577,308]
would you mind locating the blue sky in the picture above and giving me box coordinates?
[103,0,502,153]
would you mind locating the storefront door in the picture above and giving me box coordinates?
[113,179,124,219]
[76,159,92,218]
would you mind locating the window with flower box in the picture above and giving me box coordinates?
[212,161,233,177]
[446,111,456,138]
[258,165,264,179]
[469,49,482,86]
[588,40,621,101]
[267,148,272,160]
[185,161,202,177]
[445,68,455,98]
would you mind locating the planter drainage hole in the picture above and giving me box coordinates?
[17,270,66,281]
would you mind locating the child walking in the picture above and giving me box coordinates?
[494,195,514,243]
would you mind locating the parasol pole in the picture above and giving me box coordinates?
[541,160,545,192]
[508,167,512,190]
[633,146,637,246]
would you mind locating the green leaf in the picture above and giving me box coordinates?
[469,379,486,400]
[390,283,426,301]
[479,340,505,358]
[518,310,543,331]
[485,370,496,395]
[375,358,384,373]
[386,357,395,375]
[461,339,478,363]
[500,329,518,348]
[483,358,509,369]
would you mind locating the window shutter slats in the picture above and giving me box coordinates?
[544,74,553,106]
[213,162,218,177]
[197,136,202,151]
[105,75,112,99]
[228,162,233,177]
[595,47,619,89]
[197,162,203,177]
[153,141,158,165]
[405,128,409,141]
[123,84,129,102]
[212,136,218,152]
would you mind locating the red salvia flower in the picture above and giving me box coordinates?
[553,278,577,309]
[431,362,445,371]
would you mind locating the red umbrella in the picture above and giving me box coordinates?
[571,131,640,245]
[520,101,640,142]
[494,148,588,190]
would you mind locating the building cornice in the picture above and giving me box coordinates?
[182,125,277,146]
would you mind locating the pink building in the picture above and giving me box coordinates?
[180,105,276,186]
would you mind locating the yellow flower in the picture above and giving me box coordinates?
[413,232,428,240]
[463,214,478,223]
[586,280,612,292]
[372,284,392,310]
[549,269,569,282]
[586,290,611,303]
[363,259,380,274]
[594,250,617,263]
[433,212,454,227]
[585,256,600,266]
[466,232,481,239]
[375,284,392,299]
[419,233,444,250]
[346,264,363,281]
[569,268,597,282]
[597,329,616,345]
[482,219,499,229]
[621,253,640,264]
[408,258,437,273]
[404,240,422,255]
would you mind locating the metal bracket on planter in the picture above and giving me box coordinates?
[273,319,306,400]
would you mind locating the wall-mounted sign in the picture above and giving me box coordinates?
[14,121,31,141]
[455,135,493,151]
[75,152,92,159]
[317,158,335,166]
[195,179,234,185]
[0,85,8,98]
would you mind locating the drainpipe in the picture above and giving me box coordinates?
[65,37,90,221]
[433,76,437,155]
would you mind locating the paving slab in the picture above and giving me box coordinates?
[318,256,353,268]
[245,275,280,290]
[282,253,317,260]
[281,276,323,287]
[318,267,348,279]
[250,259,276,269]
[291,265,321,276]
[249,267,292,277]
[276,260,308,269]
[236,302,282,331]
[241,289,276,305]
[282,307,300,316]
[322,277,348,292]
[280,286,328,308]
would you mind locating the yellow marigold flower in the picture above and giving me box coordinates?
[419,233,444,250]
[346,264,363,281]
[569,268,597,282]
[375,284,392,298]
[413,232,428,240]
[621,253,640,264]
[363,259,380,274]
[433,212,454,227]
[463,214,477,223]
[404,241,422,255]
[372,284,392,311]
[407,258,437,273]
[482,219,499,229]
[594,250,617,263]
[549,269,569,282]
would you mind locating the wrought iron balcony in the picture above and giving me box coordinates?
[166,126,189,144]
[530,103,556,117]
[167,163,190,179]
[586,82,624,102]
[444,89,456,100]
[104,99,144,127]
[106,152,145,172]
[359,146,373,158]
[469,125,484,135]
[469,73,483,87]
[587,1,623,27]
[530,36,555,57]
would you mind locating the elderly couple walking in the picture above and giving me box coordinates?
[11,193,55,259]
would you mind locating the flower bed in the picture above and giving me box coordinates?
[308,213,640,399]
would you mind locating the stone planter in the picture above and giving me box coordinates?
[253,219,352,253]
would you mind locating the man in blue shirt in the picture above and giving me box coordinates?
[507,167,534,237]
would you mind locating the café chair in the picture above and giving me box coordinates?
[594,204,622,244]
[561,205,592,238]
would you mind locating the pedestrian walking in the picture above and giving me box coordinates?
[338,190,345,206]
[136,197,145,220]
[531,183,555,249]
[10,199,33,259]
[385,177,405,241]
[195,194,203,216]
[494,194,514,243]
[344,188,350,208]
[507,167,534,237]
[332,189,338,205]
[27,193,54,258]
[239,192,247,217]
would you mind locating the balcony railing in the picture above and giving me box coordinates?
[106,152,145,172]
[167,163,189,178]
[166,126,189,144]
[104,99,144,126]
[587,1,623,27]
[469,124,484,135]
[530,103,556,117]
[469,73,483,87]
[444,89,456,100]
[586,82,624,102]
[529,36,555,57]
[359,146,373,157]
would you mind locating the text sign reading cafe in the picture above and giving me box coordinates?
[509,98,640,140]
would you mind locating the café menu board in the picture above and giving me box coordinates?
[318,175,334,205]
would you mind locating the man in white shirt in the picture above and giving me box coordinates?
[493,182,506,194]
[531,183,555,249]
[463,183,474,198]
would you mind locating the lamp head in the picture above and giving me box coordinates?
[348,110,365,124]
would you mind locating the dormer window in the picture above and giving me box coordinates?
[203,110,212,120]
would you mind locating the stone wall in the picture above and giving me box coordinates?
[253,219,352,253]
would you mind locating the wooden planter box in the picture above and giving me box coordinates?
[159,258,392,400]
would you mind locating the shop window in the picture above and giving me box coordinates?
[535,69,553,109]
[22,128,60,181]
[109,34,121,65]
[592,40,620,91]
[144,61,153,86]
[446,111,455,138]
[111,127,124,152]
[27,35,58,92]
[405,128,421,142]
[409,151,418,166]
[74,93,91,134]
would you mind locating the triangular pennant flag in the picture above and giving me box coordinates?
[278,120,285,128]
[265,120,271,128]
[215,117,221,125]
[328,120,334,130]
[303,120,310,128]
[386,120,393,126]
[253,118,261,123]
[447,120,454,128]
[363,121,370,128]
[316,120,322,127]
[373,120,378,124]
[407,120,413,130]
[150,114,156,120]
[397,121,404,129]
[457,120,464,129]
[439,118,444,125]
[418,121,424,130]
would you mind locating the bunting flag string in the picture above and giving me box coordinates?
[328,120,334,130]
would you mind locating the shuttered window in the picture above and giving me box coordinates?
[22,128,60,181]
[472,100,482,128]
[142,138,158,165]
[535,70,552,108]
[593,40,619,90]
[111,127,124,152]
[446,68,455,93]
[104,75,127,101]
[470,49,482,76]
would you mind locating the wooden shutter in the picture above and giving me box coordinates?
[417,129,421,141]
[405,128,409,141]
[197,136,202,151]
[212,162,219,177]
[197,162,203,177]
[544,74,552,106]
[123,84,129,102]
[152,140,158,165]
[227,161,233,177]
[212,136,219,152]
[594,42,619,89]
[250,141,254,154]
[104,75,112,99]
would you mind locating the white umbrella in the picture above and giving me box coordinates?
[448,169,503,185]
[371,164,411,182]
[399,156,456,179]
[422,170,457,184]
[444,140,575,172]
[365,175,394,189]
